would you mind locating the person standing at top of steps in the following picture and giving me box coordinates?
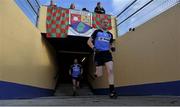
[87,18,117,99]
[69,58,83,96]
[94,2,105,14]
[69,3,76,9]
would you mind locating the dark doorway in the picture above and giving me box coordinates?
[42,34,92,88]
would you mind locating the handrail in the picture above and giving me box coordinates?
[27,0,39,16]
[113,0,179,36]
[87,72,95,80]
[15,0,40,26]
[116,0,137,18]
[117,0,154,26]
[26,0,40,26]
[34,0,40,8]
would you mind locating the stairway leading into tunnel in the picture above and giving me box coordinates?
[41,33,95,97]
[54,83,94,96]
[43,35,94,97]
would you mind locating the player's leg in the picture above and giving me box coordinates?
[72,78,77,96]
[105,61,117,98]
[94,52,103,77]
[75,80,80,96]
[76,80,80,88]
[105,61,114,85]
[95,66,103,77]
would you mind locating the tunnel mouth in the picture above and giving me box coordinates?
[54,51,93,96]
[42,34,93,88]
[42,34,92,53]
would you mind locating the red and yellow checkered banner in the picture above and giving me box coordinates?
[92,13,112,30]
[46,6,69,38]
[46,6,112,38]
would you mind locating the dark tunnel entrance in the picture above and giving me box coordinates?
[42,34,93,89]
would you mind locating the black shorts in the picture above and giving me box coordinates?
[95,51,113,66]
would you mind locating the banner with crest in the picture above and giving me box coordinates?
[46,6,112,38]
[68,9,94,37]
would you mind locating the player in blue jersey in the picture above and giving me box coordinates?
[69,58,83,96]
[87,18,117,98]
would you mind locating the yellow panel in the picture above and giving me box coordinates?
[0,0,57,89]
[38,6,47,33]
[114,4,180,87]
[109,16,117,39]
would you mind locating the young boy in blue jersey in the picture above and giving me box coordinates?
[69,58,83,96]
[87,18,117,98]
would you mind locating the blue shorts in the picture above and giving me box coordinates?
[72,76,81,81]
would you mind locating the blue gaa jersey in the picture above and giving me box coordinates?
[92,29,113,51]
[71,64,82,77]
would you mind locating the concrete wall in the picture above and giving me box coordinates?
[114,4,180,86]
[0,0,57,99]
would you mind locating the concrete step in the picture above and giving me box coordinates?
[54,83,93,96]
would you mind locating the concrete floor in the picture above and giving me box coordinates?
[1,95,180,106]
[1,83,180,106]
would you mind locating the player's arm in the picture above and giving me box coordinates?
[110,38,115,48]
[87,37,94,49]
[110,42,115,52]
[87,30,98,49]
[69,65,72,75]
[109,32,115,52]
[81,68,83,75]
[80,65,83,75]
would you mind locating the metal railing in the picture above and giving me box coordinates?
[117,0,153,26]
[116,0,179,36]
[15,0,40,26]
[116,0,137,18]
